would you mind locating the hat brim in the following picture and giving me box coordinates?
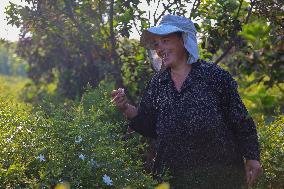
[140,24,184,49]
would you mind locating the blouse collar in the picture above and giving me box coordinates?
[159,59,203,84]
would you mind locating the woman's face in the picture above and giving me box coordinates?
[151,33,188,68]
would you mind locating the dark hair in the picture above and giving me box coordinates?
[175,31,183,38]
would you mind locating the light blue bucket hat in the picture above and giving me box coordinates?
[140,15,199,70]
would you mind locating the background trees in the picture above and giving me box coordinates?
[4,0,283,103]
[0,41,27,76]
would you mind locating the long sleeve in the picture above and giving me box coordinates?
[214,68,260,161]
[128,78,158,138]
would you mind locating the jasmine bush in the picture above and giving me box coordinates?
[0,82,156,188]
[0,79,283,188]
[256,115,284,189]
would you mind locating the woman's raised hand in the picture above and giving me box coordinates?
[111,88,128,112]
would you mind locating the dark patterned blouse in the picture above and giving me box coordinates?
[129,60,260,188]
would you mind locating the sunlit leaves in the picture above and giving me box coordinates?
[238,20,271,50]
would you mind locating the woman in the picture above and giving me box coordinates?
[111,15,261,188]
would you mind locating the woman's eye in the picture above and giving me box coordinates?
[153,42,159,48]
[163,39,169,43]
[151,41,158,49]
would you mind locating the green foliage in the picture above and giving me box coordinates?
[118,38,154,103]
[197,0,245,55]
[4,0,283,100]
[0,41,27,77]
[237,74,284,119]
[195,0,283,87]
[0,75,29,101]
[21,79,58,104]
[1,72,283,188]
[3,0,153,99]
[238,19,271,50]
[5,0,113,98]
[0,81,156,188]
[256,115,284,189]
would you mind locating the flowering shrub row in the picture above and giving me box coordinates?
[0,79,283,188]
[0,82,156,188]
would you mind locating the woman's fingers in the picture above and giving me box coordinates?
[117,96,126,104]
[110,88,128,111]
[250,170,258,185]
[117,98,127,107]
[111,90,119,97]
[247,169,258,187]
[245,160,262,187]
[114,96,127,111]
[250,166,262,185]
[111,91,125,102]
[245,166,252,185]
[112,93,125,102]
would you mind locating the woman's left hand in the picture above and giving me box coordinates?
[245,160,262,187]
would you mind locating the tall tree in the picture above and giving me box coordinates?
[5,0,283,99]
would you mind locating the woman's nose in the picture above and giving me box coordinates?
[155,42,164,54]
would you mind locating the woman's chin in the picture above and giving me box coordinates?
[164,61,176,68]
[163,61,174,68]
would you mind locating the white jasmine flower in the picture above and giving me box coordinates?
[75,136,83,143]
[117,88,125,96]
[103,174,113,186]
[79,154,85,160]
[37,154,46,162]
[26,129,32,133]
[82,124,90,128]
